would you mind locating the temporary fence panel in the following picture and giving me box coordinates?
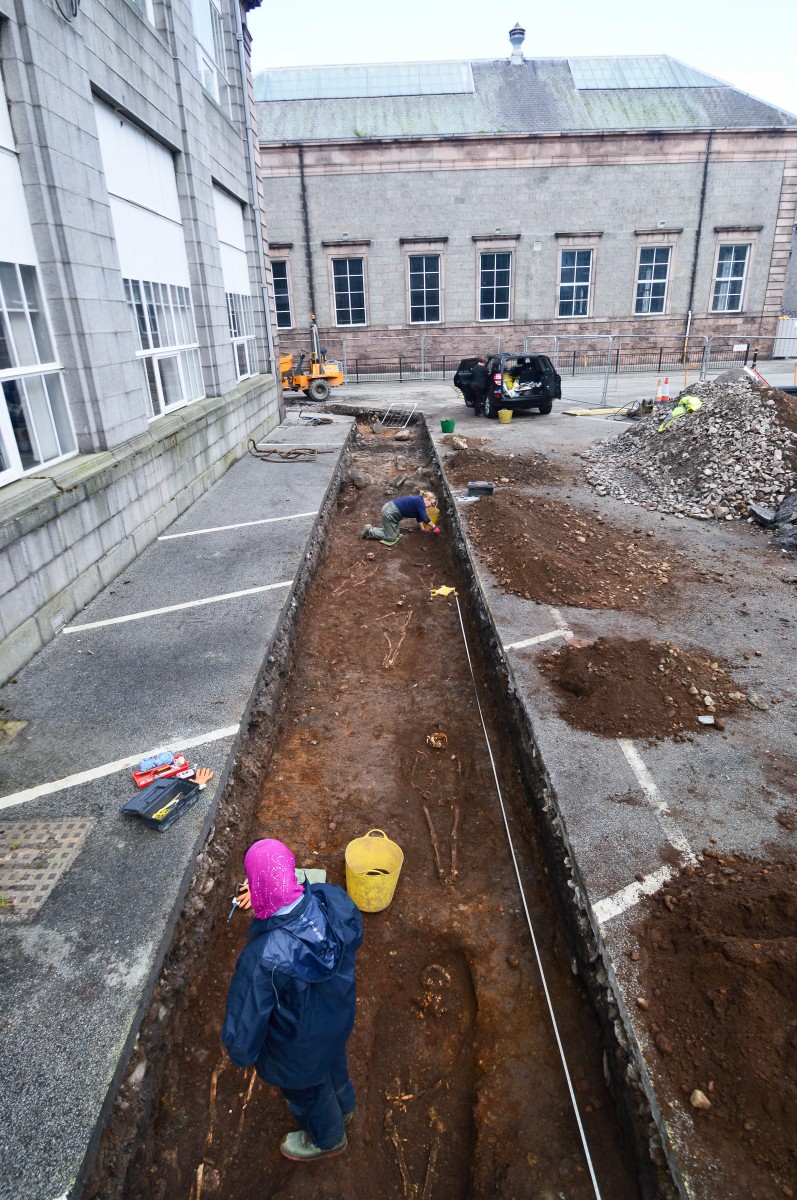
[773,318,797,359]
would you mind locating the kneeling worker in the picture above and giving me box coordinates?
[222,839,363,1162]
[361,491,440,546]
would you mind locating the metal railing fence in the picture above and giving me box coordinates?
[284,328,797,400]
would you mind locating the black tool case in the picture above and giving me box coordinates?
[121,776,201,831]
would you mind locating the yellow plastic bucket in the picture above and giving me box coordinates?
[345,829,404,913]
[497,409,512,424]
[426,506,439,526]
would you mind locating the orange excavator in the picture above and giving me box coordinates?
[280,315,344,402]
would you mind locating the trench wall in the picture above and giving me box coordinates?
[423,421,684,1199]
[78,423,354,1198]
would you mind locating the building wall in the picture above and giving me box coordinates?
[259,129,797,358]
[0,381,273,685]
[0,0,283,679]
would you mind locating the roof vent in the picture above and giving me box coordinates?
[509,22,525,65]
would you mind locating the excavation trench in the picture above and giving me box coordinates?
[85,421,650,1200]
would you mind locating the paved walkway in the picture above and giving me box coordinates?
[0,414,352,1200]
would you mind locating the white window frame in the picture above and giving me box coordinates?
[226,291,259,380]
[271,259,294,330]
[125,0,155,24]
[0,261,77,485]
[477,249,513,323]
[123,278,205,419]
[557,247,594,319]
[711,241,752,314]
[191,0,230,111]
[634,245,673,316]
[330,255,368,327]
[406,251,443,325]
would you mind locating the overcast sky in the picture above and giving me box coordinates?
[247,0,797,117]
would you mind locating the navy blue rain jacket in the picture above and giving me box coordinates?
[221,882,363,1088]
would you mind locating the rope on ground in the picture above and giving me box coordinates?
[453,594,604,1200]
[247,438,334,462]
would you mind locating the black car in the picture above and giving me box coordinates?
[454,353,562,419]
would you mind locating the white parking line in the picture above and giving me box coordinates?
[617,739,695,861]
[0,725,239,813]
[505,629,567,651]
[504,605,574,653]
[591,740,697,926]
[593,866,675,925]
[159,512,317,540]
[63,581,293,633]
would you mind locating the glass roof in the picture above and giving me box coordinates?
[569,57,725,90]
[256,62,474,102]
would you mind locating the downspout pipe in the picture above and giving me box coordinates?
[685,133,713,332]
[298,145,317,317]
[234,1,276,375]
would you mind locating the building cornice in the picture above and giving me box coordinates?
[259,125,797,151]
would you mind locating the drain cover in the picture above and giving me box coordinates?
[0,818,93,921]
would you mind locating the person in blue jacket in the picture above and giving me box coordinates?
[361,490,440,546]
[222,838,364,1162]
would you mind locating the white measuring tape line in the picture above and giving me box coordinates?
[453,596,603,1200]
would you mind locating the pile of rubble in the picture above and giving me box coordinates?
[585,372,797,539]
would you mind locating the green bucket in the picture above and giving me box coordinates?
[440,419,456,434]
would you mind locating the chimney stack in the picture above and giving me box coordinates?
[509,22,525,65]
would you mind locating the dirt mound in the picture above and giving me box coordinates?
[464,491,690,611]
[586,373,797,521]
[445,447,557,487]
[541,636,744,740]
[632,853,797,1200]
[439,433,490,448]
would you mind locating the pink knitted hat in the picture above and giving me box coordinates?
[244,839,304,920]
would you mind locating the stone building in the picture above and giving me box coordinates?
[255,27,797,363]
[0,0,282,682]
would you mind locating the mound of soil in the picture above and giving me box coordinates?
[445,447,557,487]
[586,373,797,521]
[465,491,689,611]
[541,636,744,740]
[631,853,797,1200]
[439,433,490,448]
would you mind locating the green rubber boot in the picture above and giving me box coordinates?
[280,1130,348,1162]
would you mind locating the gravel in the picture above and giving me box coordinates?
[585,371,797,523]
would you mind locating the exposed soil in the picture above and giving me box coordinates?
[630,852,797,1199]
[438,433,490,449]
[100,428,642,1200]
[444,448,559,488]
[540,636,744,741]
[463,490,693,611]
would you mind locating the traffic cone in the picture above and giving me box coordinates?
[655,378,663,403]
[661,377,670,404]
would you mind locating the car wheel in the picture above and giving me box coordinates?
[308,378,331,402]
[537,400,553,415]
[483,393,498,419]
